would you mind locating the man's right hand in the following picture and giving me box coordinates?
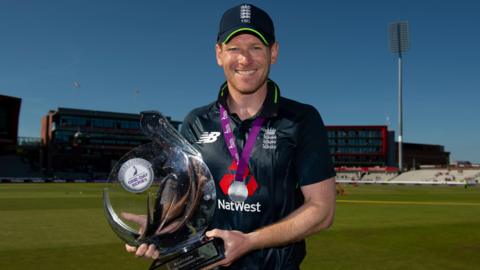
[121,212,160,260]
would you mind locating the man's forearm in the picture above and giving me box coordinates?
[246,178,336,250]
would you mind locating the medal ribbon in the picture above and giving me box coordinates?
[219,105,265,182]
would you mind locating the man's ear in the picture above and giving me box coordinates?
[215,43,223,66]
[270,42,279,64]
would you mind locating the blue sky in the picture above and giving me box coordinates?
[1,0,479,163]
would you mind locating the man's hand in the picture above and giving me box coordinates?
[203,178,336,269]
[202,229,255,269]
[121,212,160,260]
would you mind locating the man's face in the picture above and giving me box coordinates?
[216,33,278,95]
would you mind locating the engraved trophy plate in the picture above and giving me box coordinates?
[103,111,224,270]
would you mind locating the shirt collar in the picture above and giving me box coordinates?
[217,79,281,119]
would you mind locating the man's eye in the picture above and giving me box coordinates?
[227,47,239,52]
[253,46,263,50]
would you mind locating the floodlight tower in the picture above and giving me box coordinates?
[389,21,410,172]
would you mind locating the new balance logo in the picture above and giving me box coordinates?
[197,132,221,144]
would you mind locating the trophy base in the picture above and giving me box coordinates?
[149,238,224,270]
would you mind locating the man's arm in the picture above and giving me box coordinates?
[205,177,336,268]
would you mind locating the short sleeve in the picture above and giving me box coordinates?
[180,112,198,145]
[295,106,336,186]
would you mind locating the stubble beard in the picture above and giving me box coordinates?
[230,72,270,96]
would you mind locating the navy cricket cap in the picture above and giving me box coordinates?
[217,4,275,46]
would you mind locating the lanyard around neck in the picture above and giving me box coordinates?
[219,105,265,182]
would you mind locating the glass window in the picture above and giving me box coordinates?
[90,139,103,144]
[92,119,103,128]
[103,119,114,128]
[133,121,140,129]
[54,131,74,143]
[61,116,87,127]
[119,121,125,129]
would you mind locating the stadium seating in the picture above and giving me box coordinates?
[336,172,362,181]
[335,168,480,184]
[0,154,42,178]
[361,172,397,182]
[390,169,480,183]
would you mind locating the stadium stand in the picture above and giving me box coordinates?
[335,167,479,185]
[335,167,399,183]
[336,172,362,181]
[361,172,397,182]
[0,154,42,178]
[391,170,440,182]
[390,169,480,184]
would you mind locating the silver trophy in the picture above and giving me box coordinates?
[103,111,224,270]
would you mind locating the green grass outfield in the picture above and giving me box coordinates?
[1,183,479,270]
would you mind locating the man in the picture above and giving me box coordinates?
[127,4,336,269]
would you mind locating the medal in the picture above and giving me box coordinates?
[219,105,265,203]
[228,181,249,202]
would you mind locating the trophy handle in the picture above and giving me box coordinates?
[103,188,140,246]
[140,111,200,157]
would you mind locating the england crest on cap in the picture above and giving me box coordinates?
[240,4,251,23]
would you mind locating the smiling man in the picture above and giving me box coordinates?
[127,4,336,269]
